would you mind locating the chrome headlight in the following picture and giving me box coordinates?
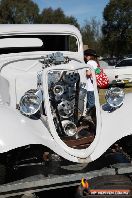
[19,89,42,116]
[53,84,64,96]
[62,120,77,136]
[105,87,125,108]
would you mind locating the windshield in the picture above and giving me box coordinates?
[0,34,78,54]
[116,59,132,67]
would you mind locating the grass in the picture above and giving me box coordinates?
[99,89,107,105]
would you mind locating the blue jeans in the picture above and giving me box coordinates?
[86,91,95,109]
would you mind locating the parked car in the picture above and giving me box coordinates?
[114,58,132,84]
[0,24,132,185]
[101,57,118,66]
[126,54,132,58]
[103,58,132,86]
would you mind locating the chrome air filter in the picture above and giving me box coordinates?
[58,100,74,118]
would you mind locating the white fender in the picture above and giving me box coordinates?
[0,106,79,162]
[90,93,132,161]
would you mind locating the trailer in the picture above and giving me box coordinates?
[0,142,132,198]
[0,161,132,198]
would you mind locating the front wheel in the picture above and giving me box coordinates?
[21,194,38,198]
[0,163,6,184]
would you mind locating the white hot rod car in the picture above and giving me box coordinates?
[0,24,132,184]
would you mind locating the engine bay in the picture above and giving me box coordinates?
[48,69,96,149]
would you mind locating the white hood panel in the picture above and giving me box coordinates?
[1,58,43,107]
[9,59,41,72]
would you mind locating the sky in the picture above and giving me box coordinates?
[33,0,110,26]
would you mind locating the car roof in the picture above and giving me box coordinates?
[124,58,132,60]
[0,24,84,60]
[120,58,132,61]
[0,24,82,38]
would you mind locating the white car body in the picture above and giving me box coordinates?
[103,58,132,84]
[0,24,131,176]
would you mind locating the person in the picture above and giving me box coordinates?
[84,48,99,114]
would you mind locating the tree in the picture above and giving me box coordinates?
[102,0,132,57]
[0,1,79,27]
[81,18,102,55]
[0,0,39,24]
[39,7,80,28]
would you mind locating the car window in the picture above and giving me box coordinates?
[102,58,117,66]
[116,59,132,67]
[99,60,109,68]
[0,38,43,48]
[0,34,78,54]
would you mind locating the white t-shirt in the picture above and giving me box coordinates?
[86,60,98,91]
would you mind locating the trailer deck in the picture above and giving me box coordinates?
[0,163,132,198]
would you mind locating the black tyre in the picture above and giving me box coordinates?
[0,163,6,184]
[118,83,125,88]
[21,194,38,198]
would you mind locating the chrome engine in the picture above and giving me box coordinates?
[48,69,96,147]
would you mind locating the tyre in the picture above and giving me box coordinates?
[21,194,38,198]
[118,83,125,88]
[0,163,6,184]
